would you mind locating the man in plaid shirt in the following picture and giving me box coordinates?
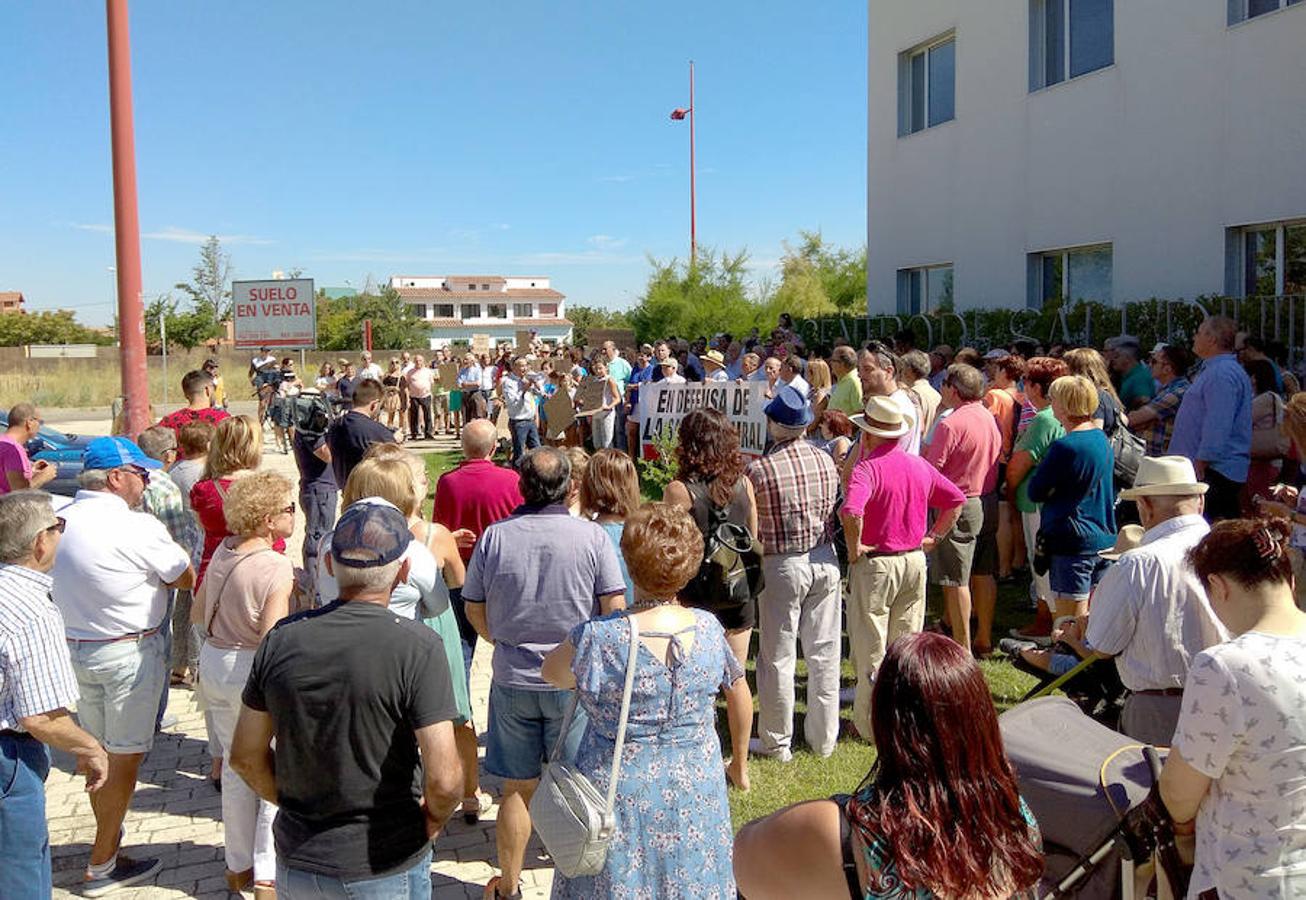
[1128,344,1192,457]
[0,491,108,895]
[746,385,842,761]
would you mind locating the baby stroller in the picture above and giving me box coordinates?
[1000,697,1191,900]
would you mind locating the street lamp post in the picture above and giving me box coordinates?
[105,0,149,436]
[670,60,697,267]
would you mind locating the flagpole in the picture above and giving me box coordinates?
[689,60,696,268]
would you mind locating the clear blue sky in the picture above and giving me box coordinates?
[1,1,866,325]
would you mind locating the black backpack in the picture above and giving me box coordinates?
[681,484,766,614]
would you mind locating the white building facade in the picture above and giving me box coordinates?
[867,0,1306,315]
[389,275,573,349]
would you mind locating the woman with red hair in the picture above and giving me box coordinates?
[733,631,1043,899]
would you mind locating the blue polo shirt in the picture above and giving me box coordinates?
[462,505,626,690]
[1168,353,1253,483]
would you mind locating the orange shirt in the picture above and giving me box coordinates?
[982,387,1024,463]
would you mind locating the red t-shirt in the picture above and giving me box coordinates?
[433,459,524,562]
[159,406,230,433]
[191,477,286,585]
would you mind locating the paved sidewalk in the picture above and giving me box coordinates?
[44,415,556,898]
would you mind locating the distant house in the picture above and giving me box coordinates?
[389,275,573,349]
[0,292,25,314]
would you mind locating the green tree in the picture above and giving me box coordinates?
[316,287,429,351]
[772,231,866,316]
[0,310,113,346]
[628,249,766,343]
[566,304,632,347]
[175,236,234,322]
[144,294,219,351]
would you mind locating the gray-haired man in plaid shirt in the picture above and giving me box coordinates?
[0,491,109,896]
[746,385,841,761]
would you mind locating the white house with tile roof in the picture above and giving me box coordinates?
[389,274,573,349]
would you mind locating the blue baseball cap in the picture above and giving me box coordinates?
[764,385,813,428]
[82,436,163,471]
[331,500,411,568]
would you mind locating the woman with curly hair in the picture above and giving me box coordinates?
[193,470,296,897]
[541,502,752,898]
[663,407,760,666]
[734,631,1043,899]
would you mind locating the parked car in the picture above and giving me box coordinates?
[0,413,93,497]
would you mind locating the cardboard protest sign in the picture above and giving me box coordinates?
[587,328,636,351]
[515,330,534,353]
[639,381,768,457]
[438,363,460,391]
[573,377,609,417]
[471,334,491,355]
[543,392,575,441]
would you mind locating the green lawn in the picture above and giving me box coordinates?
[420,450,464,519]
[424,447,1045,830]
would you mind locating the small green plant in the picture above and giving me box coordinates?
[637,428,679,501]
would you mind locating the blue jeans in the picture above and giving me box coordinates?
[0,732,52,900]
[510,418,540,464]
[484,683,586,781]
[277,847,431,899]
[301,483,339,604]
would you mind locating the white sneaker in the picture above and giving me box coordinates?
[748,737,792,763]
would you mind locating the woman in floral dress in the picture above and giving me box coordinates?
[542,502,752,899]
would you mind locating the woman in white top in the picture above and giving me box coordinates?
[193,470,295,897]
[587,358,623,450]
[1161,517,1306,898]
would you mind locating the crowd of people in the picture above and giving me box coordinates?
[1,309,1305,897]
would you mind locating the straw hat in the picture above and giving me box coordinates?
[1098,524,1146,561]
[849,396,909,439]
[701,350,726,370]
[1118,456,1209,500]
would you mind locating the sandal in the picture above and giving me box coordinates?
[254,880,276,899]
[225,868,254,892]
[460,794,484,825]
[483,875,522,900]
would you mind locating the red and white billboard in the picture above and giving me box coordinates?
[232,279,316,349]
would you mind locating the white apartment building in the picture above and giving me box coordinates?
[389,274,573,349]
[867,0,1306,315]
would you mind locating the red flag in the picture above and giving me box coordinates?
[669,107,689,120]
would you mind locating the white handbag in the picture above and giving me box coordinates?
[529,616,639,878]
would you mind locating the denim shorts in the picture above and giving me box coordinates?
[1048,553,1108,601]
[484,683,586,781]
[66,629,166,754]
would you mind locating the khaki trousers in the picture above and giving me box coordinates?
[847,550,927,740]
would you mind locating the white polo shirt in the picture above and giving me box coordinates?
[51,490,191,640]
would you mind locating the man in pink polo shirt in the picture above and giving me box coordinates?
[922,363,1002,655]
[841,396,965,740]
[432,419,523,673]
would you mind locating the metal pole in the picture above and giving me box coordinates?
[689,60,696,267]
[159,308,167,409]
[106,0,149,437]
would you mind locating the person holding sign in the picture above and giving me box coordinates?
[584,359,623,450]
[501,357,545,464]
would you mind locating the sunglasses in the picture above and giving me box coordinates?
[45,517,65,534]
[119,465,150,485]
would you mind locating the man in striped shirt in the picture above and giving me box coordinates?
[746,386,842,761]
[0,491,108,896]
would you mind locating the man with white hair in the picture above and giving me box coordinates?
[0,490,109,895]
[231,502,463,895]
[747,386,842,761]
[358,350,382,383]
[52,437,194,894]
[1032,457,1224,746]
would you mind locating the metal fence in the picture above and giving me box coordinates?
[796,295,1306,366]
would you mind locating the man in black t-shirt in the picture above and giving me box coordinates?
[229,503,462,893]
[325,379,395,489]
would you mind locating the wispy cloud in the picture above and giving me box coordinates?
[586,234,628,250]
[67,221,272,245]
[307,247,449,264]
[518,249,641,266]
[597,174,637,183]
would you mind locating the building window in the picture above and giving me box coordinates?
[1028,244,1113,308]
[898,34,955,136]
[432,303,454,318]
[1236,221,1306,296]
[412,303,428,319]
[1030,0,1113,91]
[539,303,558,317]
[1230,0,1303,24]
[896,264,954,314]
[512,303,533,318]
[486,304,508,319]
[460,304,480,320]
[482,283,490,290]
[467,284,476,291]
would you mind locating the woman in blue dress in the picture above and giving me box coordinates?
[542,501,753,899]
